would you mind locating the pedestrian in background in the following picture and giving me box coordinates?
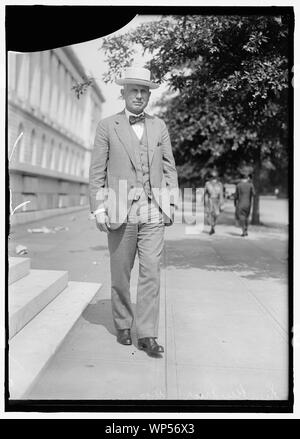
[234,172,255,237]
[89,67,178,356]
[204,170,224,235]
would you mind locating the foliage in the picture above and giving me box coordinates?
[71,76,95,99]
[101,14,291,223]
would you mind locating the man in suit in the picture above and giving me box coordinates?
[234,171,255,237]
[204,170,224,235]
[89,67,178,356]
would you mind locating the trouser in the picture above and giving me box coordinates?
[239,217,248,232]
[208,199,220,228]
[237,205,250,232]
[107,190,165,339]
[209,212,217,228]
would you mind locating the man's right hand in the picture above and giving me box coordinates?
[95,211,110,233]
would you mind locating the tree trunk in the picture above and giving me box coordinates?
[251,145,261,225]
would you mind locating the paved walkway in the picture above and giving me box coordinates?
[9,198,289,400]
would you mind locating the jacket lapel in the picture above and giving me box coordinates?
[145,115,157,166]
[114,111,137,169]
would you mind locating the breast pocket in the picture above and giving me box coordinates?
[155,141,163,159]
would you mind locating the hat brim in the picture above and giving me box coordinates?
[115,78,159,89]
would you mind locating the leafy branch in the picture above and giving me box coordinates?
[71,76,95,99]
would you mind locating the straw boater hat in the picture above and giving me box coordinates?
[210,169,219,178]
[115,67,159,89]
[240,171,249,179]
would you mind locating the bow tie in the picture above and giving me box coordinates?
[129,113,145,125]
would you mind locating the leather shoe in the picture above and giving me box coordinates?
[117,329,132,345]
[138,337,164,356]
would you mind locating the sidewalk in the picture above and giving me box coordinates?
[9,199,289,400]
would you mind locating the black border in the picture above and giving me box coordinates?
[5,5,294,414]
[0,419,299,434]
[5,5,295,52]
[6,399,294,413]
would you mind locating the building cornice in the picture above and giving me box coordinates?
[9,162,89,185]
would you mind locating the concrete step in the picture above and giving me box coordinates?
[9,269,68,339]
[9,280,101,399]
[9,257,31,285]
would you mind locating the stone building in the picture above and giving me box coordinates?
[8,46,104,224]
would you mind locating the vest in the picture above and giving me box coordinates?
[130,126,151,200]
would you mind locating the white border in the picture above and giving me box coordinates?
[0,0,298,420]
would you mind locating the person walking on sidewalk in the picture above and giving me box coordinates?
[89,67,178,356]
[234,172,255,237]
[204,170,224,235]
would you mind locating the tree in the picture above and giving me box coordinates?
[100,14,291,224]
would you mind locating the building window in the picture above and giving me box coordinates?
[75,152,80,176]
[80,194,86,205]
[62,147,68,173]
[31,129,37,165]
[58,144,64,172]
[49,139,55,170]
[41,136,48,168]
[80,153,84,177]
[78,152,82,176]
[36,134,45,167]
[58,194,68,208]
[55,143,61,169]
[9,123,23,164]
[71,151,76,175]
[17,123,25,162]
[73,153,77,176]
[69,151,74,174]
[21,128,34,164]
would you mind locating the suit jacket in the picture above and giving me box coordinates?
[89,110,179,229]
[235,181,255,208]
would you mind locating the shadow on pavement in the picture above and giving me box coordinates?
[82,300,161,355]
[82,300,142,348]
[227,231,243,237]
[163,238,287,282]
[212,205,288,230]
[82,299,116,336]
[89,245,108,251]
